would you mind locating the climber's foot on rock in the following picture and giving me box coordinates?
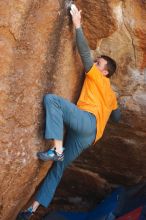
[37,148,64,162]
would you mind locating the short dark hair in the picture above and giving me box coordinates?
[101,55,117,78]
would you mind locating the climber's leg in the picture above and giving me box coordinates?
[37,93,96,162]
[35,118,96,208]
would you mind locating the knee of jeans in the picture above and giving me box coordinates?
[44,94,56,104]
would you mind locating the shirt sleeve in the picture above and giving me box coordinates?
[112,94,118,110]
[86,64,103,81]
[76,27,93,72]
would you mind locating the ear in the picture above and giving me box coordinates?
[103,70,109,76]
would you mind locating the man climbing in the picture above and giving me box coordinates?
[16,4,121,220]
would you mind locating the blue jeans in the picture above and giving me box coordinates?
[35,94,96,207]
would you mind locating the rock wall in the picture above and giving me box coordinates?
[0,0,146,220]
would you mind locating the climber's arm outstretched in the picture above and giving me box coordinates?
[70,5,93,73]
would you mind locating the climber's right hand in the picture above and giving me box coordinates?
[70,4,82,29]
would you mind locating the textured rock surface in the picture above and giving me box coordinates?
[0,0,146,220]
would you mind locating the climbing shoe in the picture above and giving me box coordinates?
[37,148,64,162]
[16,210,33,220]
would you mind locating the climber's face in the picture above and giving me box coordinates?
[95,57,108,76]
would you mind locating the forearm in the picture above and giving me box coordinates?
[76,27,93,72]
[110,108,121,123]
